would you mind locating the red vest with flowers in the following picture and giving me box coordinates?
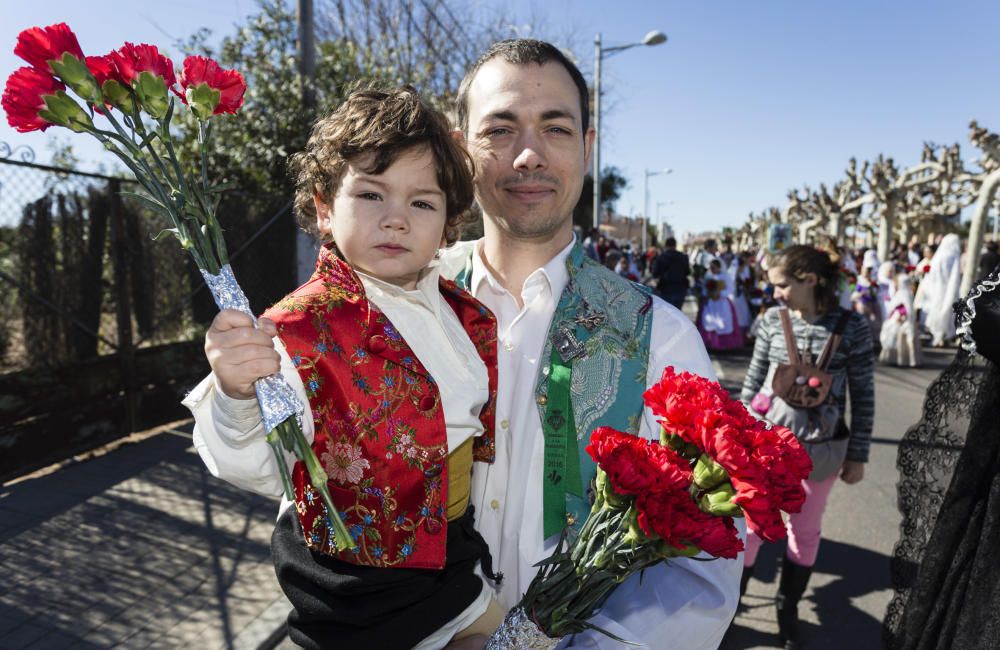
[263,246,497,569]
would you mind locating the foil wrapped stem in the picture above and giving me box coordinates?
[485,607,563,650]
[201,265,355,551]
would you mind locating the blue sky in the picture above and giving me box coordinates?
[3,0,998,238]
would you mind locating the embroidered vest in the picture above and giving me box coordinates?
[449,242,653,527]
[264,247,497,570]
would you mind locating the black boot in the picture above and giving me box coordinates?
[775,556,812,649]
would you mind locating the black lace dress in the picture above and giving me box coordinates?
[884,271,1000,649]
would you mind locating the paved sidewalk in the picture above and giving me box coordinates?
[0,319,956,650]
[0,423,291,650]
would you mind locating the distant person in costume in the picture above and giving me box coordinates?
[699,259,744,350]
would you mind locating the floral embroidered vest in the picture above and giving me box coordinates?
[450,242,653,526]
[263,246,497,569]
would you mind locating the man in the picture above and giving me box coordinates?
[651,236,691,310]
[441,39,740,647]
[190,39,740,648]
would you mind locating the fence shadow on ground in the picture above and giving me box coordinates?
[0,428,285,649]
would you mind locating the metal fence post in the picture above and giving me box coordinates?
[109,178,137,433]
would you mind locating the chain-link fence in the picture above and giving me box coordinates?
[0,147,298,480]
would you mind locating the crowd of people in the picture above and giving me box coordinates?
[582,230,1000,367]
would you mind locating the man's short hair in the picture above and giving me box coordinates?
[455,39,589,136]
[705,238,717,249]
[665,237,677,248]
[288,85,475,244]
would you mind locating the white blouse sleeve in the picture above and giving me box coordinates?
[182,336,314,498]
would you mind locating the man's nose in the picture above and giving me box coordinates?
[512,133,546,171]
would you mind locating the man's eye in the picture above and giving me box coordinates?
[548,126,572,135]
[485,127,512,137]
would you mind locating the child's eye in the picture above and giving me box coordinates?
[358,191,381,201]
[412,200,436,210]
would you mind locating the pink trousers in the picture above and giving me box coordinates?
[743,471,840,568]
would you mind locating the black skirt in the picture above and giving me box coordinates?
[272,505,497,650]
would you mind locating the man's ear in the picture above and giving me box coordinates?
[451,129,466,147]
[313,193,332,238]
[583,126,596,167]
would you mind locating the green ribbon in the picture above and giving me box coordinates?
[542,345,583,539]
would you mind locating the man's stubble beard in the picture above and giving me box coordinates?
[484,207,572,242]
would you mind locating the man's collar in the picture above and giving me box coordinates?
[470,235,577,299]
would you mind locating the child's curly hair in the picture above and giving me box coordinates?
[289,84,476,245]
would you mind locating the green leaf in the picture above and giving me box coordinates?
[151,227,180,241]
[119,191,172,217]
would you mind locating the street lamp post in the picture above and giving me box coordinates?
[592,30,668,231]
[643,168,672,251]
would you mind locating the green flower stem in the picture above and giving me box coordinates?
[278,418,354,552]
[265,430,295,502]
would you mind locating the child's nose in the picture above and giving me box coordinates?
[381,204,408,230]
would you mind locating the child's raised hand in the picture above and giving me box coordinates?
[205,309,281,400]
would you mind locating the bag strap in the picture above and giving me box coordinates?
[816,309,852,371]
[778,308,805,365]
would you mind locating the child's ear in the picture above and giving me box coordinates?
[314,193,332,237]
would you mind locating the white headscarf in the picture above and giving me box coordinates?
[914,233,963,345]
[862,249,880,272]
[887,273,915,318]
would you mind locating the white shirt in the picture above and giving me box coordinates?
[453,238,742,649]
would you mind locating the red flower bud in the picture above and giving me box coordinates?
[2,66,65,132]
[179,56,246,118]
[14,23,85,73]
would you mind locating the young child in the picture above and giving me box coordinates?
[698,260,744,350]
[879,273,923,367]
[183,86,502,650]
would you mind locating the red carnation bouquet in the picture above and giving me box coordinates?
[486,367,812,648]
[2,24,353,550]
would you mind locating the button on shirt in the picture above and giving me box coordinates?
[463,237,743,649]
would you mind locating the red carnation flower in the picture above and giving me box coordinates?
[14,23,85,72]
[643,366,730,444]
[179,55,246,116]
[2,66,64,133]
[643,366,812,543]
[85,54,121,87]
[109,43,176,87]
[586,427,691,495]
[637,489,743,559]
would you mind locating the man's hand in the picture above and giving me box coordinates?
[205,310,280,400]
[840,460,865,485]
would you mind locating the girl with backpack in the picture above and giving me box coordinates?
[738,245,875,649]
